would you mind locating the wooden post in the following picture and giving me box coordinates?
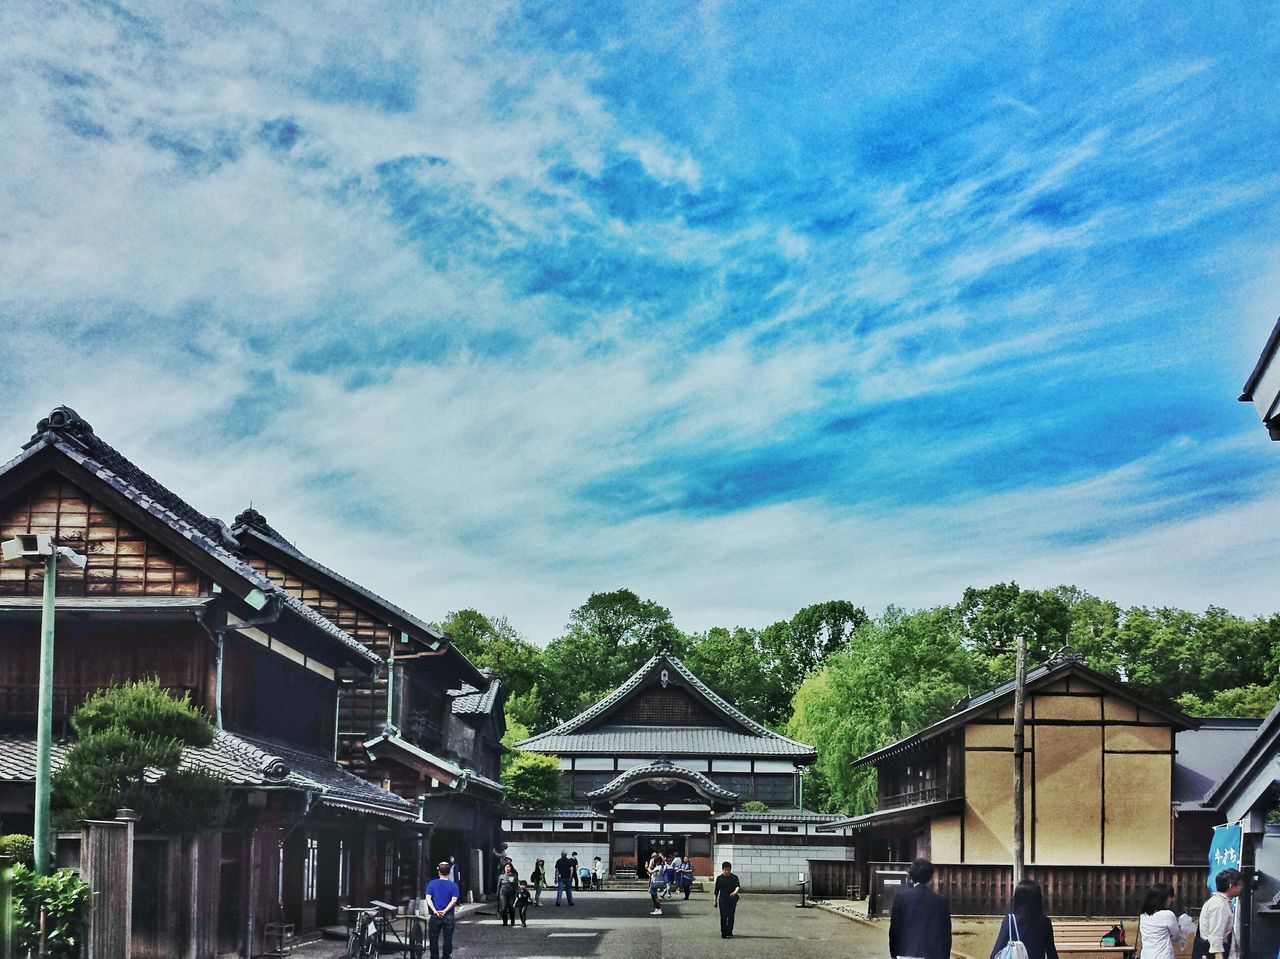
[0,854,12,959]
[1012,634,1028,886]
[82,809,137,959]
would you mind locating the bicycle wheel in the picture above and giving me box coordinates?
[368,922,385,958]
[409,921,425,959]
[346,925,360,959]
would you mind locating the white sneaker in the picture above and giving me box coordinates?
[650,909,662,915]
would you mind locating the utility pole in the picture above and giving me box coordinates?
[34,549,57,876]
[1012,632,1028,885]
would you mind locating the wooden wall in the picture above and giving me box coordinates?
[0,476,204,597]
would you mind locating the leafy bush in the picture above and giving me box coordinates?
[10,864,92,958]
[52,679,225,833]
[502,752,562,810]
[0,833,34,867]
[740,800,769,813]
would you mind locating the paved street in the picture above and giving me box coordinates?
[294,892,887,959]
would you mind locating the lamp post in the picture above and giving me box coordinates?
[1,535,87,876]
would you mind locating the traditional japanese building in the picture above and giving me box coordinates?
[0,407,499,956]
[230,507,506,896]
[504,650,854,890]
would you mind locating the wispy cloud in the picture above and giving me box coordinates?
[2,0,1279,639]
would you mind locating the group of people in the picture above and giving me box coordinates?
[644,851,695,913]
[889,858,1246,959]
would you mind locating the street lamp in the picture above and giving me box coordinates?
[1,534,87,876]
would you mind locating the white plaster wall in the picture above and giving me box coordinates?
[500,841,611,881]
[714,843,856,892]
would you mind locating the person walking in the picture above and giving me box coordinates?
[1200,868,1243,959]
[889,858,952,959]
[530,858,546,906]
[1139,883,1186,959]
[649,855,667,915]
[497,862,519,927]
[990,879,1058,959]
[448,854,461,887]
[571,852,580,890]
[554,851,575,906]
[424,861,460,959]
[515,881,532,927]
[713,861,741,939]
[679,857,693,900]
[592,855,604,891]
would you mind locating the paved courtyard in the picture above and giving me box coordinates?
[296,892,887,959]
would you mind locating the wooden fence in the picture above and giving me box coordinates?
[814,860,1209,917]
[82,813,137,959]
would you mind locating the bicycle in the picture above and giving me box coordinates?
[342,902,425,959]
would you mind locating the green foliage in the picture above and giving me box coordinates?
[682,626,790,727]
[740,800,769,812]
[0,833,34,867]
[504,687,544,732]
[500,710,531,774]
[10,864,92,958]
[960,582,1072,683]
[1177,685,1279,718]
[502,751,562,811]
[538,589,686,726]
[788,607,979,814]
[435,609,544,701]
[53,679,225,833]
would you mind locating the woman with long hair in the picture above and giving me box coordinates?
[990,879,1059,959]
[1139,883,1186,959]
[497,862,519,927]
[530,858,546,906]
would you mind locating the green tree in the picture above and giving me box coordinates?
[774,601,868,692]
[435,608,544,700]
[538,589,686,726]
[10,864,92,958]
[788,607,979,814]
[1177,685,1279,718]
[682,626,791,727]
[959,583,1072,683]
[502,751,562,810]
[52,679,225,833]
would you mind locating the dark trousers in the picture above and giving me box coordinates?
[498,890,515,925]
[517,902,528,925]
[718,898,737,937]
[428,914,455,959]
[556,876,574,904]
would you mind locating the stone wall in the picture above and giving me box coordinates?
[714,841,855,892]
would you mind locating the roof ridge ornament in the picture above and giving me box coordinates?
[1050,645,1084,665]
[233,506,270,531]
[27,405,95,450]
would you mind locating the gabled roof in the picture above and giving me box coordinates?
[231,508,455,655]
[1240,315,1280,402]
[516,652,815,759]
[0,407,380,672]
[584,760,739,803]
[817,797,964,832]
[851,655,1197,769]
[1202,699,1280,822]
[362,730,504,797]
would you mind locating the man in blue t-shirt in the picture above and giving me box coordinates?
[425,861,461,959]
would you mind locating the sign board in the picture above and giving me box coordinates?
[1207,822,1243,892]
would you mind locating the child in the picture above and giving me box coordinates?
[515,880,532,927]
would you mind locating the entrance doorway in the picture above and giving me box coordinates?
[636,834,685,878]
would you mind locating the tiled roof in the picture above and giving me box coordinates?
[1173,718,1265,811]
[519,725,815,757]
[714,810,848,823]
[0,408,381,672]
[502,809,610,820]
[236,734,416,816]
[450,677,501,716]
[0,730,414,820]
[232,511,448,645]
[585,760,738,802]
[364,731,505,796]
[517,653,815,758]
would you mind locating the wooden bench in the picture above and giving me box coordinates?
[1054,920,1135,958]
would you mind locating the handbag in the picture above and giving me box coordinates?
[997,914,1030,959]
[1101,923,1127,947]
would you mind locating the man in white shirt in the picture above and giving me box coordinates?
[1200,868,1243,959]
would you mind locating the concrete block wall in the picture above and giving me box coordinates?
[715,842,854,892]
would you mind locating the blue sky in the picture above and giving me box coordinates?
[3,1,1280,641]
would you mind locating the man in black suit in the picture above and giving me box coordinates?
[889,859,952,959]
